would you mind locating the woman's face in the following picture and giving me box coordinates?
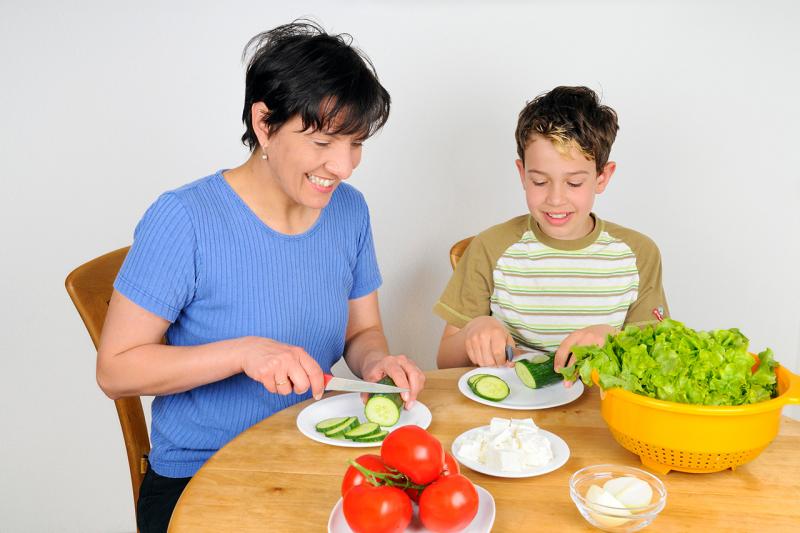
[261,113,363,210]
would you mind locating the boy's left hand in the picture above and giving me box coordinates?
[554,325,618,381]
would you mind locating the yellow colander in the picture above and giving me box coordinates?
[596,365,800,474]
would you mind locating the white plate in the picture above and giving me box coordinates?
[296,393,432,447]
[451,425,570,478]
[328,484,495,533]
[458,366,584,410]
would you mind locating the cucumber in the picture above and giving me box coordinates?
[323,416,359,438]
[467,373,492,388]
[472,375,510,401]
[515,357,563,389]
[315,417,349,433]
[344,422,381,440]
[365,376,403,427]
[353,430,389,443]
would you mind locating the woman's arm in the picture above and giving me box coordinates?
[342,291,425,407]
[96,290,325,400]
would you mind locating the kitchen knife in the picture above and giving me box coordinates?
[323,374,409,394]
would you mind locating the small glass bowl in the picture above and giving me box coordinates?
[569,464,667,532]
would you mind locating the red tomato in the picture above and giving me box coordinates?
[342,484,413,533]
[442,451,460,476]
[419,474,479,533]
[341,454,389,497]
[381,426,444,485]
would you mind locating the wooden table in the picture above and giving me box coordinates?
[169,368,800,532]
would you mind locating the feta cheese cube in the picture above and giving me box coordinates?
[489,417,511,434]
[457,439,482,462]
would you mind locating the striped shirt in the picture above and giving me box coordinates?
[434,214,668,354]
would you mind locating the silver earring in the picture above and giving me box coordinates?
[261,145,268,160]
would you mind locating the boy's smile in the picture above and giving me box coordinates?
[516,135,615,241]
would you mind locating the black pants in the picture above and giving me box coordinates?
[137,463,192,533]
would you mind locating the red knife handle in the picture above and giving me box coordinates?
[323,373,334,387]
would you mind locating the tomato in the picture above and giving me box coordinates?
[419,474,479,533]
[442,451,460,476]
[381,425,444,485]
[341,454,389,497]
[342,484,413,533]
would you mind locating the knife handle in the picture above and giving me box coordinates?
[323,373,334,387]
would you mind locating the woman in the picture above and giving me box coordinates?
[96,21,425,533]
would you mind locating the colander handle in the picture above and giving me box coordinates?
[784,367,800,405]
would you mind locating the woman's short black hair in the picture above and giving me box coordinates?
[241,20,391,150]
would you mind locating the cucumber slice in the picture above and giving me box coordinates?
[365,396,402,427]
[344,422,381,440]
[529,353,551,364]
[365,376,403,427]
[353,430,389,442]
[323,416,359,438]
[315,417,349,433]
[472,375,510,401]
[515,358,563,389]
[467,373,492,388]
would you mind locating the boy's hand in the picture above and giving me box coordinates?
[462,316,516,367]
[554,325,618,384]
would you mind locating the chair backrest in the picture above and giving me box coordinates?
[449,236,474,270]
[65,246,150,519]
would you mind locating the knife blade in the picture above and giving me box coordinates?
[323,374,409,394]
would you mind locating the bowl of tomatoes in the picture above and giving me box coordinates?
[330,425,496,533]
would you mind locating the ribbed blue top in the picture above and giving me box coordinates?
[114,171,382,477]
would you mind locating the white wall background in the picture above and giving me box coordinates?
[1,1,798,531]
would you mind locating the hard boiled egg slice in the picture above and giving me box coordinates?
[586,484,632,528]
[603,476,653,508]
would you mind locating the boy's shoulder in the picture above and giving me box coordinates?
[600,219,661,256]
[474,214,530,245]
[466,214,531,259]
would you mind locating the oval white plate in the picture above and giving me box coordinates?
[458,366,583,410]
[328,484,495,533]
[296,393,432,447]
[452,425,570,478]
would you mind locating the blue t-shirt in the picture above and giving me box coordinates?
[114,171,382,477]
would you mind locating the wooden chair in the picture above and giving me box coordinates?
[65,246,150,523]
[449,236,474,269]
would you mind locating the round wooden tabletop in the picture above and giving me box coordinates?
[169,368,800,532]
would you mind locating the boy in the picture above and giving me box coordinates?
[434,86,669,373]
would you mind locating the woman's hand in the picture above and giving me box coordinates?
[462,316,516,368]
[360,354,426,410]
[237,337,325,400]
[554,324,618,386]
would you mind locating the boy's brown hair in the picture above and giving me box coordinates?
[515,86,619,173]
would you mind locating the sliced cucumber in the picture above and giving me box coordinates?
[365,376,403,427]
[323,416,359,438]
[529,353,551,364]
[344,422,381,440]
[472,375,510,401]
[353,430,389,443]
[315,417,349,433]
[515,357,562,389]
[467,373,492,388]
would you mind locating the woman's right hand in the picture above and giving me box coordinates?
[237,337,326,400]
[462,316,515,368]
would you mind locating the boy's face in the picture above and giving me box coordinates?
[516,135,615,241]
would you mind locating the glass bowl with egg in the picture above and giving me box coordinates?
[569,464,666,532]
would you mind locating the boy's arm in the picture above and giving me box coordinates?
[437,319,515,369]
[624,236,669,326]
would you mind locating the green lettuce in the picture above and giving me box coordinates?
[558,319,778,406]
